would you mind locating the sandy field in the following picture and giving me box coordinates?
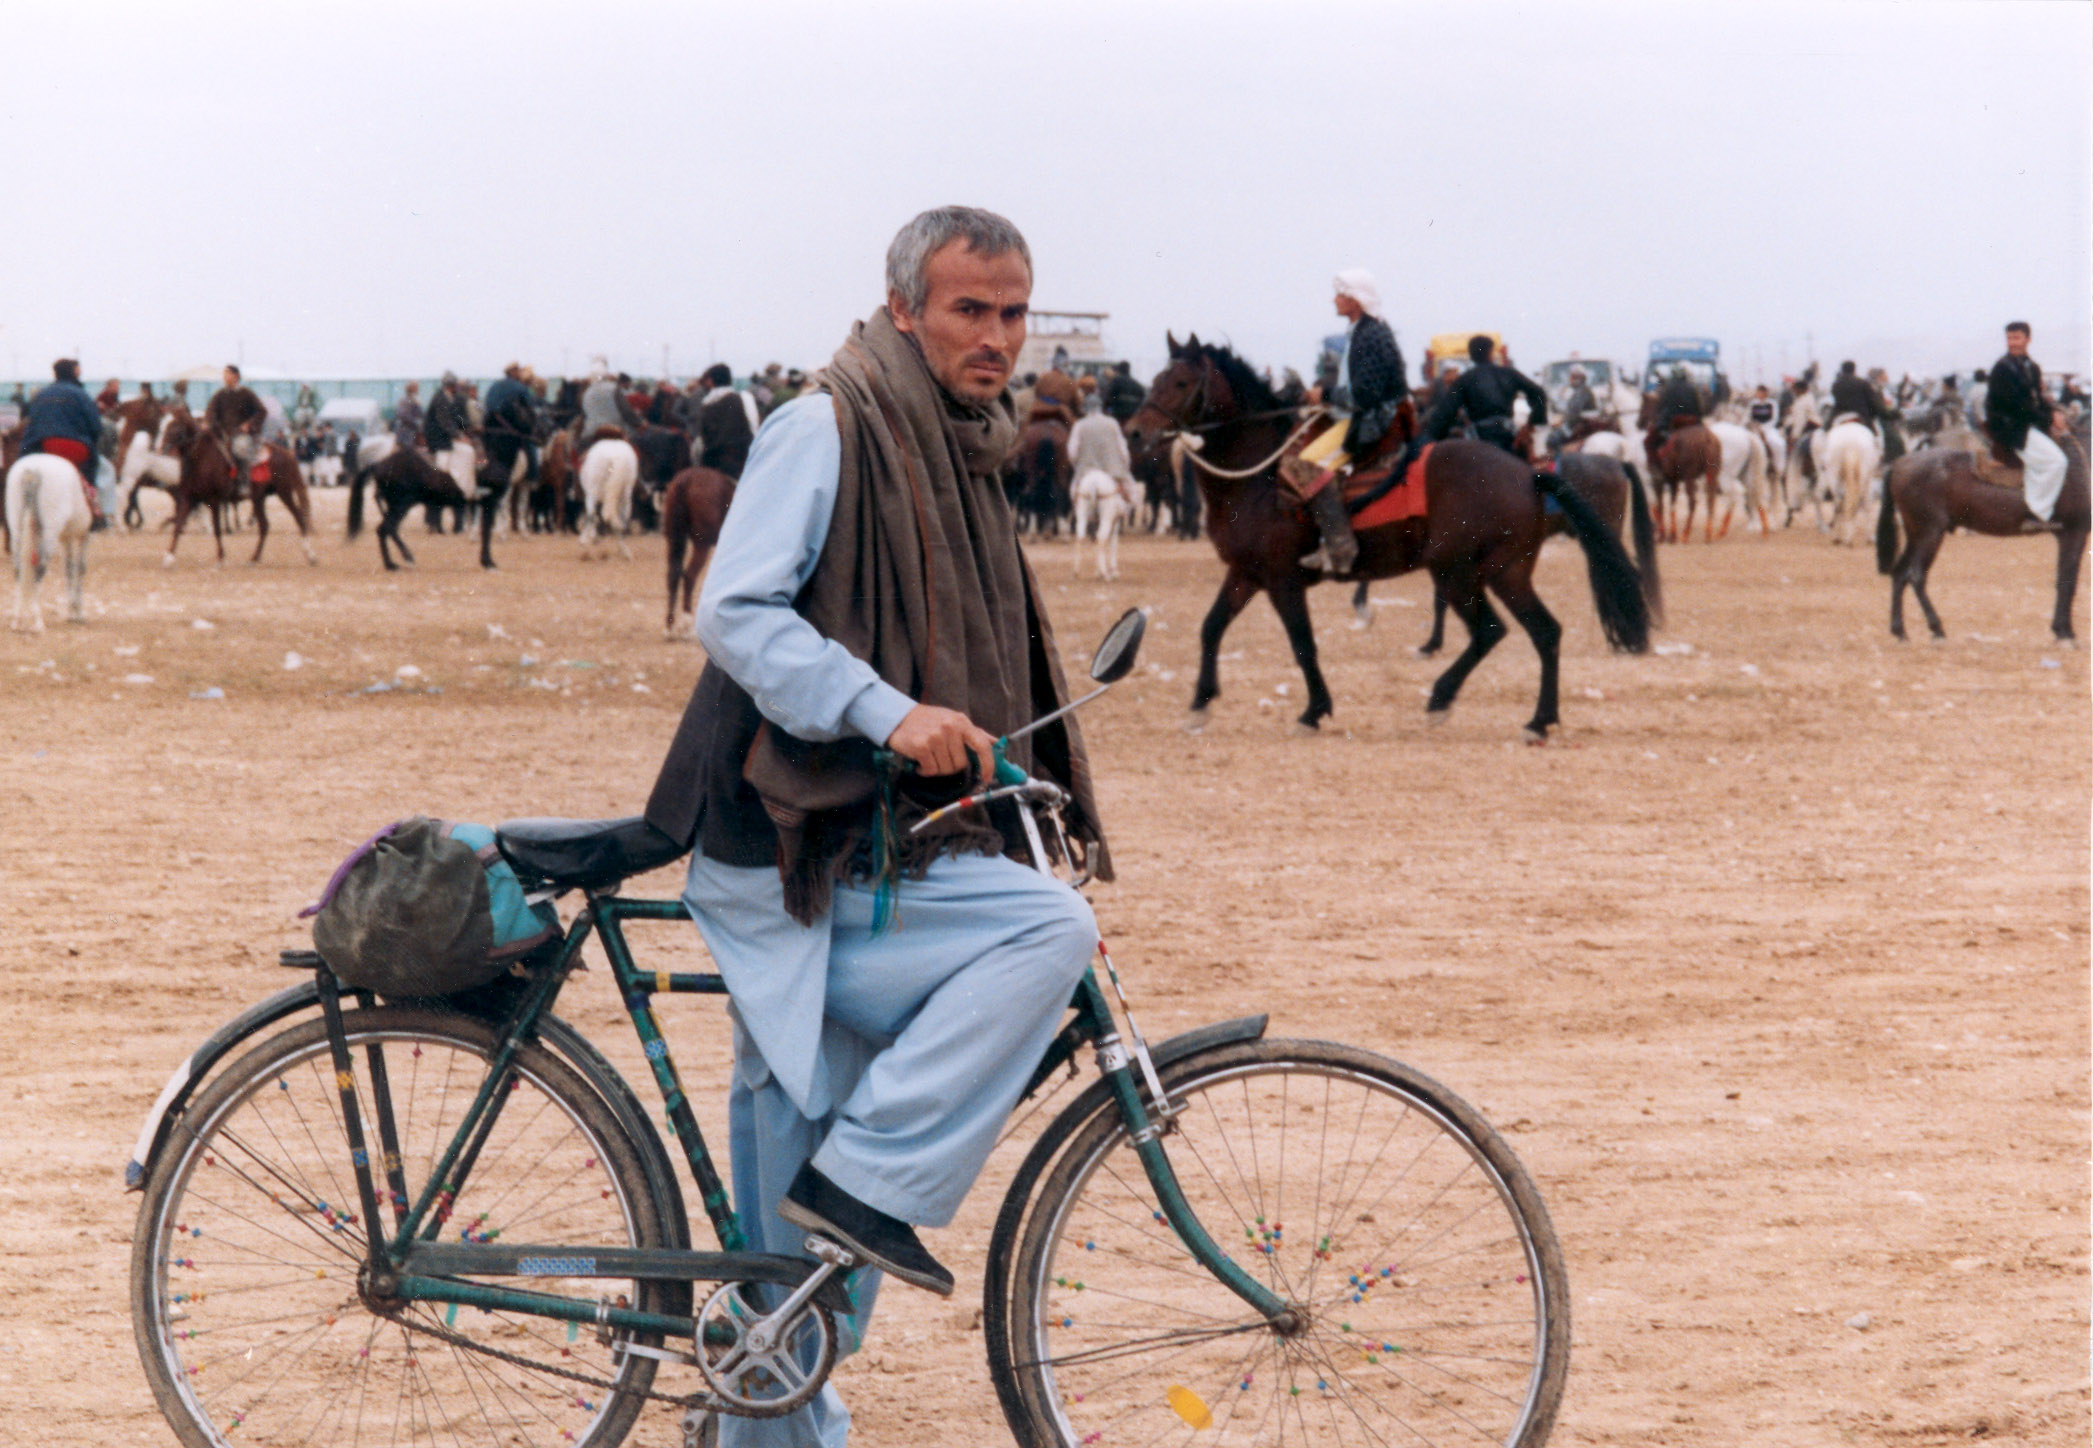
[3,488,2086,1446]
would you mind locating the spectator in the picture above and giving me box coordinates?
[393,380,424,446]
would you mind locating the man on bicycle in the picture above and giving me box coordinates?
[647,206,1108,1448]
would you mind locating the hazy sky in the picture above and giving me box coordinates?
[5,0,2086,386]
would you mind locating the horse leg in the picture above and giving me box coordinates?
[1418,588,1449,657]
[209,493,225,566]
[1424,566,1507,720]
[1070,491,1091,576]
[1907,527,1947,639]
[478,493,499,569]
[1188,569,1259,730]
[66,529,87,623]
[164,493,191,567]
[1268,577,1334,731]
[2053,525,2087,644]
[1493,570,1563,740]
[1888,525,1915,641]
[250,489,270,564]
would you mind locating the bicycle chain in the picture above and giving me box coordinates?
[383,1308,807,1419]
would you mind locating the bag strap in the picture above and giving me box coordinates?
[439,819,503,869]
[298,819,405,919]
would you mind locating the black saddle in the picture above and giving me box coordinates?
[495,815,688,891]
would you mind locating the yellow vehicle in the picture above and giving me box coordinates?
[1424,331,1503,382]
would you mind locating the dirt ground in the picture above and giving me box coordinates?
[4,488,2086,1446]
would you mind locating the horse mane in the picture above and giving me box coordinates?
[1193,341,1281,414]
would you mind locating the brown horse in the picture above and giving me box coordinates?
[661,466,736,637]
[1129,337,1649,740]
[1646,422,1725,542]
[536,429,579,533]
[165,424,316,567]
[1877,432,2089,643]
[1417,448,1663,653]
[1011,417,1070,534]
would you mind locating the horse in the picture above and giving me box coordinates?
[1011,417,1070,535]
[6,454,92,630]
[1069,468,1132,581]
[1646,421,1726,542]
[1129,336,1649,740]
[348,445,504,571]
[1821,418,1882,546]
[119,413,188,529]
[1416,449,1663,654]
[579,436,640,559]
[533,429,578,533]
[1705,420,1774,536]
[661,466,736,637]
[631,425,691,533]
[165,429,317,567]
[1878,431,2089,644]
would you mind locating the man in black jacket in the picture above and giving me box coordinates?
[1292,269,1408,575]
[1827,361,1880,425]
[1987,321,2066,523]
[482,363,538,491]
[1100,360,1146,423]
[688,363,757,478]
[1422,336,1547,457]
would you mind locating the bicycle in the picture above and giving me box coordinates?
[127,607,1570,1448]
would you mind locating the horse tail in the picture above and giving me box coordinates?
[19,465,46,578]
[1622,461,1664,626]
[663,477,690,585]
[347,461,369,539]
[1537,471,1650,653]
[1875,463,1900,574]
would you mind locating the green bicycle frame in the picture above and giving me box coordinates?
[320,888,1287,1344]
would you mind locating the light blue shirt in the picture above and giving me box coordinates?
[694,394,918,747]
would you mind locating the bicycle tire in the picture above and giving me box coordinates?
[132,1006,675,1448]
[1002,1039,1570,1448]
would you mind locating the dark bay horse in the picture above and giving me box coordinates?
[661,466,736,637]
[166,426,316,567]
[631,424,691,532]
[1129,336,1649,739]
[1011,417,1070,534]
[1647,422,1725,542]
[349,447,504,570]
[1416,449,1663,654]
[1877,432,2089,643]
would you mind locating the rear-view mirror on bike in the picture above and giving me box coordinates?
[1087,605,1148,683]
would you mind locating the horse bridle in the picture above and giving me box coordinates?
[1138,354,1301,437]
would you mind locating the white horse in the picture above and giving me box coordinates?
[1705,421,1773,534]
[6,454,92,631]
[1070,468,1131,580]
[1821,418,1882,546]
[117,416,185,528]
[578,438,639,560]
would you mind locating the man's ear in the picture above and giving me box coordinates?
[888,291,917,337]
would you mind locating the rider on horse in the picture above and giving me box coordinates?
[18,358,106,524]
[1422,336,1548,459]
[1988,320,2068,525]
[1293,268,1409,575]
[204,364,268,492]
[1644,364,1705,460]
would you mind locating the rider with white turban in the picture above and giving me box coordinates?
[1290,268,1408,575]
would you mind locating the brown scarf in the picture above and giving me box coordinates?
[745,307,1110,922]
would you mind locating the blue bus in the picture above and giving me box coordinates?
[1645,338,1722,395]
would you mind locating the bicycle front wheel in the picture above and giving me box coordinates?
[1006,1039,1569,1448]
[131,1006,674,1448]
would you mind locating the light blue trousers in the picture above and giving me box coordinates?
[683,849,1099,1448]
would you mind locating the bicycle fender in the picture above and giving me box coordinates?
[1151,1013,1268,1068]
[125,981,324,1190]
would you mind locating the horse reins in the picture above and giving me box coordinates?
[1141,356,1328,481]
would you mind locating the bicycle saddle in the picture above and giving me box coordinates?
[494,815,688,891]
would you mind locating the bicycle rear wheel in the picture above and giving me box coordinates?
[131,1006,673,1448]
[1005,1039,1569,1448]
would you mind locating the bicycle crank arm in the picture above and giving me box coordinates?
[398,1242,855,1312]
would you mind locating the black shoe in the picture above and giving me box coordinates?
[777,1164,955,1297]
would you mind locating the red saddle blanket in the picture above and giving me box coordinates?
[248,458,272,485]
[1344,443,1431,529]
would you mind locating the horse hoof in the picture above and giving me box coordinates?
[1425,709,1450,728]
[1183,708,1210,735]
[1291,720,1320,737]
[161,553,176,569]
[1414,645,1439,660]
[1523,727,1548,746]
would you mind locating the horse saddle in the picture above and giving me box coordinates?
[1341,442,1432,529]
[1966,444,2023,490]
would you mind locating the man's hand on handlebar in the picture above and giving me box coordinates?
[886,704,998,779]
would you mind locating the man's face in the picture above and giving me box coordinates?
[222,368,238,388]
[890,240,1031,404]
[1334,293,1364,322]
[2007,329,2029,357]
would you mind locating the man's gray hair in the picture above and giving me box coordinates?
[885,206,1031,316]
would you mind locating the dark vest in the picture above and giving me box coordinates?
[698,393,755,478]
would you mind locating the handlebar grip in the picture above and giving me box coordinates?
[990,738,1027,788]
